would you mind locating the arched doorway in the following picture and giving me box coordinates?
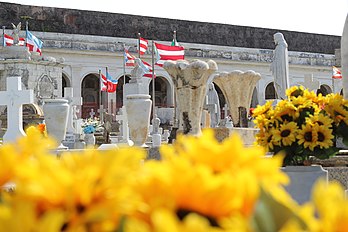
[62,73,71,97]
[116,75,131,109]
[213,83,226,119]
[81,74,99,118]
[149,76,171,107]
[317,84,332,96]
[251,87,259,108]
[265,82,276,100]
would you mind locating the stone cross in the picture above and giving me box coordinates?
[116,106,130,144]
[301,74,320,91]
[64,87,83,134]
[98,106,107,122]
[89,109,96,118]
[0,76,34,143]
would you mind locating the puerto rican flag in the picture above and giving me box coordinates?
[138,37,148,55]
[100,73,108,91]
[26,30,43,55]
[124,49,135,66]
[141,60,156,79]
[154,42,185,67]
[106,72,118,93]
[332,66,342,79]
[3,34,25,46]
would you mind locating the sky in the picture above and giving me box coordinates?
[3,0,348,36]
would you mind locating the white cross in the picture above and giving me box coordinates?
[89,109,96,118]
[300,74,320,91]
[0,76,34,143]
[116,106,130,143]
[64,87,83,134]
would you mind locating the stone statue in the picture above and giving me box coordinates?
[206,83,221,127]
[270,32,290,100]
[342,14,348,98]
[11,22,21,46]
[152,115,161,134]
[130,58,146,82]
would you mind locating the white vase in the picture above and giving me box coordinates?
[84,133,96,146]
[125,94,152,147]
[282,165,328,204]
[43,99,69,149]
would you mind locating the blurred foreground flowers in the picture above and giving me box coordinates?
[0,126,347,231]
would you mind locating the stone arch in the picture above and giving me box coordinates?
[265,82,276,100]
[62,72,71,97]
[81,73,99,118]
[212,82,226,119]
[251,87,259,108]
[317,84,332,96]
[149,76,172,107]
[116,74,131,109]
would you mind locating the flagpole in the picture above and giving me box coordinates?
[2,26,5,47]
[99,69,102,120]
[122,43,126,110]
[332,67,335,93]
[25,20,29,47]
[138,33,141,58]
[106,66,109,115]
[152,40,156,119]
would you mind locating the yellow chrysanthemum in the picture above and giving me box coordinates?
[272,121,298,146]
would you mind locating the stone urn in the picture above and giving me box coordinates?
[213,71,261,127]
[84,133,96,146]
[42,99,69,149]
[163,59,218,135]
[125,94,152,147]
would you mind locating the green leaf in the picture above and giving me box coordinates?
[251,188,307,232]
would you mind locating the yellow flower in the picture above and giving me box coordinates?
[272,121,298,146]
[307,113,333,128]
[316,125,334,149]
[296,123,318,151]
[252,100,274,117]
[311,180,348,232]
[286,86,304,98]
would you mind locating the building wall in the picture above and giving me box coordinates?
[0,2,341,54]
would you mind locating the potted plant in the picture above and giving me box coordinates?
[252,86,348,203]
[81,117,103,146]
[252,86,348,166]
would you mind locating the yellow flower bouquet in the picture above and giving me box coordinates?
[253,86,348,166]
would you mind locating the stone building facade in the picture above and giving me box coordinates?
[0,2,342,121]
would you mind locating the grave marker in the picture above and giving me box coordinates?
[0,76,34,143]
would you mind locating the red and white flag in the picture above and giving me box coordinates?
[141,60,156,78]
[124,49,136,66]
[3,34,25,46]
[26,30,43,55]
[154,42,185,67]
[100,73,108,91]
[332,66,342,79]
[138,37,148,55]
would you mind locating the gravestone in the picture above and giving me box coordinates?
[62,87,83,149]
[151,116,161,147]
[64,87,83,134]
[300,74,320,91]
[0,76,34,143]
[89,109,96,118]
[115,106,133,146]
